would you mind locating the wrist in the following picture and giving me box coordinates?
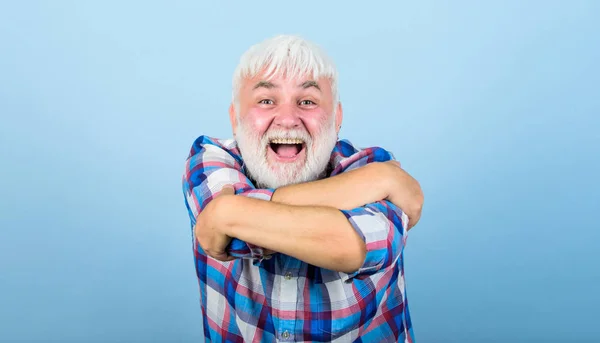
[372,162,396,200]
[210,194,238,237]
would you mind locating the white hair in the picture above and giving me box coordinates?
[231,35,340,189]
[232,34,339,107]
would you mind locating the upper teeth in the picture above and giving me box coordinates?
[270,138,304,144]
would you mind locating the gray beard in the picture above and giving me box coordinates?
[243,157,332,189]
[235,121,338,189]
[238,145,333,189]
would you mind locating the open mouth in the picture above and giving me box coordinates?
[268,138,305,159]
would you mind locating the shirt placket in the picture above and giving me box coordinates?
[278,255,300,342]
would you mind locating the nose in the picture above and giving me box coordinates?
[272,104,302,130]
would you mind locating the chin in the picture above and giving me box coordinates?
[248,139,336,189]
[235,120,338,190]
[254,159,305,189]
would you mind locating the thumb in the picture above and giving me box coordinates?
[219,184,235,196]
[387,160,401,168]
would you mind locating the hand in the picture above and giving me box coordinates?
[194,185,236,261]
[383,161,424,230]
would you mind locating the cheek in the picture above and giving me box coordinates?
[242,109,272,134]
[303,114,332,136]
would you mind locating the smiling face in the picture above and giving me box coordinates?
[230,73,342,189]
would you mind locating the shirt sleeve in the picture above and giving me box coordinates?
[330,141,409,281]
[181,136,274,263]
[340,201,409,281]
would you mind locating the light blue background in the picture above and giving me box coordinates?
[1,1,598,342]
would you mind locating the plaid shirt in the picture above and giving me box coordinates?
[182,136,415,343]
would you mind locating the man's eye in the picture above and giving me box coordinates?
[299,100,315,106]
[259,99,274,105]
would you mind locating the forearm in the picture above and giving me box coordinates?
[216,195,365,273]
[271,162,391,210]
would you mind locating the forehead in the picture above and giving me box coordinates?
[241,72,332,92]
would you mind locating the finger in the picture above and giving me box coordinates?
[387,160,401,168]
[193,222,203,240]
[407,214,420,230]
[212,252,236,262]
[218,185,235,196]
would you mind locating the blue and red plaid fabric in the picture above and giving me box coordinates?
[182,135,415,342]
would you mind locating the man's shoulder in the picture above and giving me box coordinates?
[186,135,239,158]
[330,138,396,175]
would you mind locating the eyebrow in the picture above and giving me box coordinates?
[300,80,321,91]
[253,81,278,90]
[252,80,321,91]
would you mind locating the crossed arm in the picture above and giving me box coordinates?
[198,193,364,272]
[183,137,423,276]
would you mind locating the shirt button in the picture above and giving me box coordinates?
[282,331,290,339]
[285,272,292,280]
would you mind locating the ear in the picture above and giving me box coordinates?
[229,103,237,136]
[335,102,343,134]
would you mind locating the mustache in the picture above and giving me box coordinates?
[261,128,312,144]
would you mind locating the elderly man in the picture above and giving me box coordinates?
[182,35,423,343]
